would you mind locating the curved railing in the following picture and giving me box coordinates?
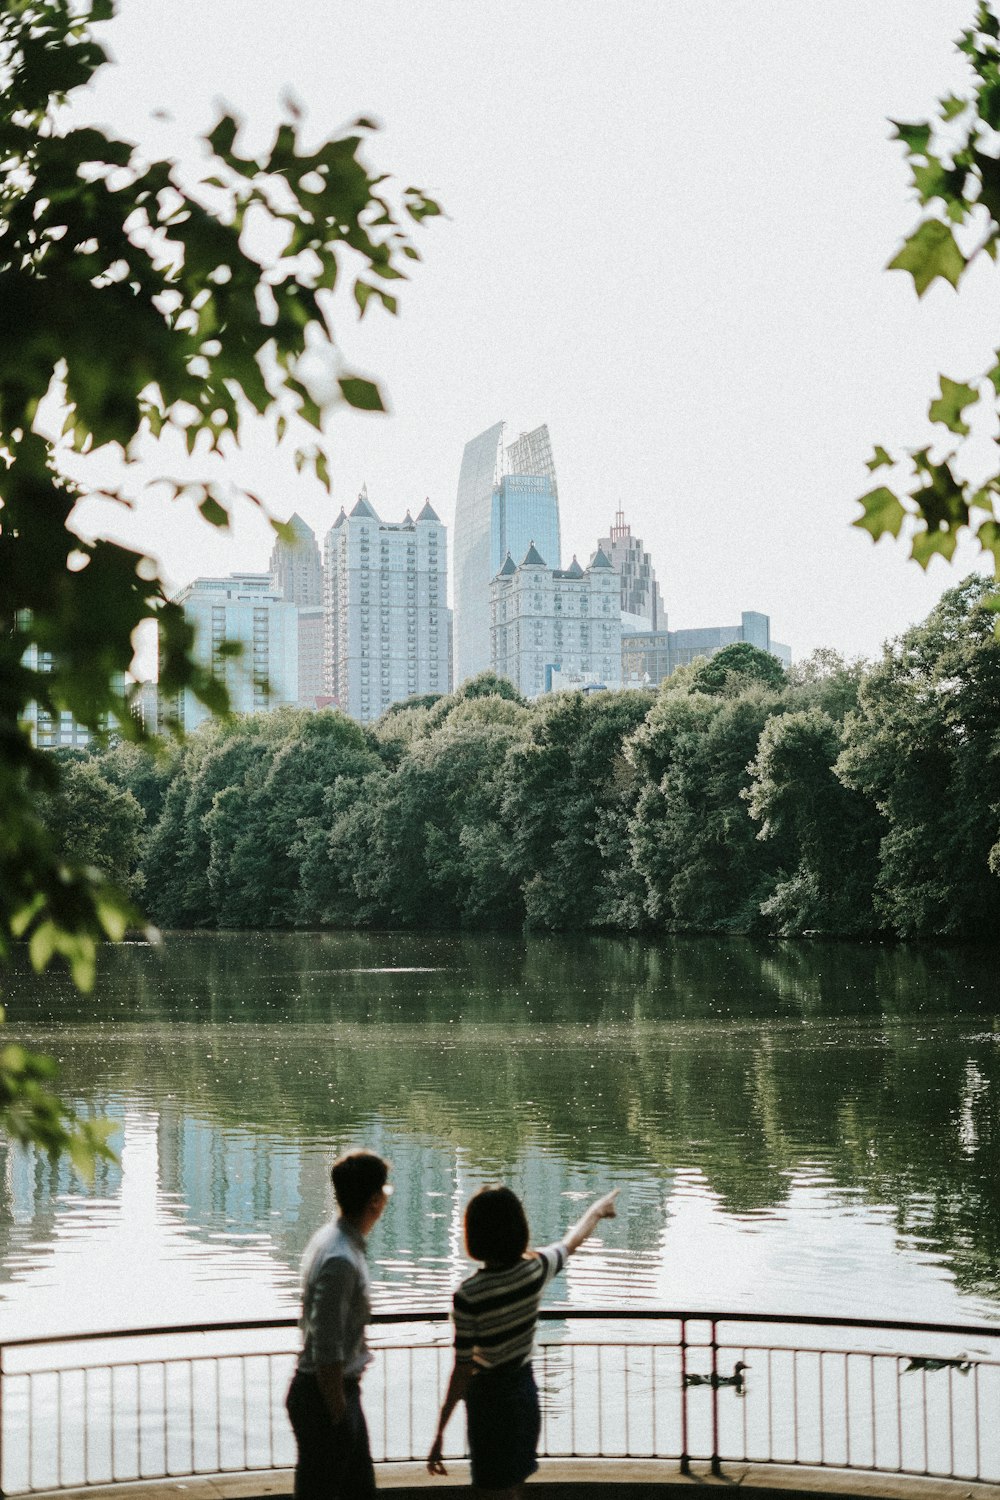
[1,1308,998,1495]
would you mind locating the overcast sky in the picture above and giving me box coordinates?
[68,1,997,669]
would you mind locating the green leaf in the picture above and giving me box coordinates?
[11,893,45,938]
[976,518,1000,566]
[911,527,959,568]
[855,486,906,540]
[96,895,129,943]
[68,939,97,994]
[891,120,932,156]
[338,376,385,412]
[928,374,980,434]
[940,94,968,121]
[866,445,894,472]
[911,157,953,205]
[975,151,1000,225]
[888,219,966,295]
[980,77,1000,131]
[987,352,1000,396]
[199,495,230,528]
[28,921,56,972]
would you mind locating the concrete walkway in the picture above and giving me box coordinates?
[22,1460,997,1500]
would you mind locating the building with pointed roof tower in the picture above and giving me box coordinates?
[598,508,665,633]
[453,421,560,685]
[323,488,452,722]
[490,542,621,698]
[269,513,323,607]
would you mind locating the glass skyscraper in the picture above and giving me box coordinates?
[490,473,560,577]
[453,421,560,685]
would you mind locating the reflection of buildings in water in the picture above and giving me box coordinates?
[0,1105,299,1339]
[2,1092,676,1327]
[0,1101,126,1287]
[151,1100,676,1304]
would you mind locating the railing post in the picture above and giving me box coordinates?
[710,1320,721,1477]
[1,1341,6,1500]
[679,1319,690,1475]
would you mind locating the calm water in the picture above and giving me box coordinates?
[2,931,999,1341]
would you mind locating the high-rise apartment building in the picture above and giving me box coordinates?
[160,575,299,733]
[599,509,665,632]
[490,543,621,698]
[323,488,451,722]
[269,513,324,708]
[454,421,559,685]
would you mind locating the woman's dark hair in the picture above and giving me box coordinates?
[464,1185,529,1265]
[330,1150,389,1216]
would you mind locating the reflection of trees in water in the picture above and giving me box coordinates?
[5,933,1000,1300]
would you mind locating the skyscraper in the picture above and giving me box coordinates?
[490,474,560,582]
[269,513,324,707]
[506,424,558,502]
[160,575,298,733]
[268,513,323,607]
[323,488,451,722]
[598,509,664,632]
[453,421,559,685]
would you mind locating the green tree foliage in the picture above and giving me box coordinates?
[0,0,438,1158]
[48,588,1000,944]
[689,641,787,695]
[208,711,381,927]
[836,577,1000,937]
[324,693,530,929]
[38,757,146,904]
[629,684,790,931]
[746,709,882,936]
[502,690,653,930]
[856,2,1000,595]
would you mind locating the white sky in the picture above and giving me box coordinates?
[67,1,998,669]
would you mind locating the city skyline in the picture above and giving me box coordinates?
[153,489,790,715]
[63,3,993,676]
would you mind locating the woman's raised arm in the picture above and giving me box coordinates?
[562,1188,619,1255]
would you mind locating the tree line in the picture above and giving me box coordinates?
[52,577,1000,942]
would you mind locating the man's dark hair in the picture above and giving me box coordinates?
[464,1184,529,1266]
[330,1150,390,1217]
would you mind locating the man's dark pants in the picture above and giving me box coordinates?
[286,1371,376,1500]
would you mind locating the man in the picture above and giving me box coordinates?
[286,1150,392,1500]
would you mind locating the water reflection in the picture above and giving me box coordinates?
[1,932,998,1337]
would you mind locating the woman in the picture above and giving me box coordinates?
[427,1183,618,1496]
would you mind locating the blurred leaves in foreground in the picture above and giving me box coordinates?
[0,0,438,1167]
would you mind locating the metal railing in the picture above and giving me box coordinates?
[2,1308,998,1495]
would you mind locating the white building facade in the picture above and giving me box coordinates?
[161,574,299,733]
[490,543,622,699]
[323,490,451,722]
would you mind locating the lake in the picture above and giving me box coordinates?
[2,930,999,1341]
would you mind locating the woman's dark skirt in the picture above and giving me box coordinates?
[465,1360,540,1490]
